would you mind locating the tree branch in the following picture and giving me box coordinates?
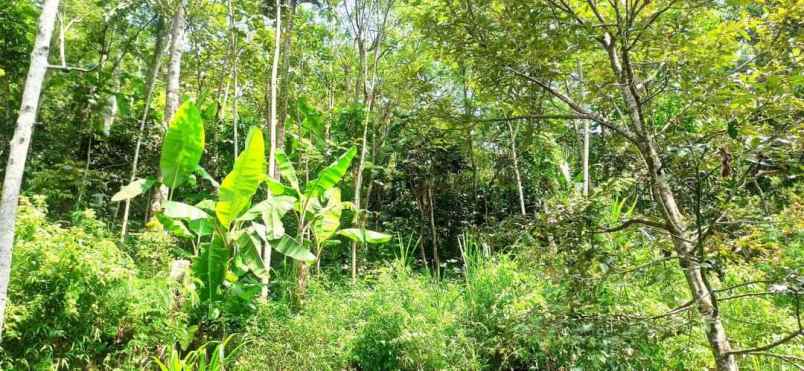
[596,218,672,233]
[47,64,97,72]
[727,330,804,356]
[505,66,639,145]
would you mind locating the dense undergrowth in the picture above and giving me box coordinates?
[0,195,801,370]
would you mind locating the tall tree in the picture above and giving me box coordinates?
[0,0,60,341]
[150,0,187,216]
[344,0,394,283]
[120,14,166,240]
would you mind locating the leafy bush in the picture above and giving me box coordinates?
[0,197,183,370]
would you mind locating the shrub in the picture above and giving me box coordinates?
[0,197,182,370]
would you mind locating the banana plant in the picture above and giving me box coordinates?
[112,100,207,204]
[255,147,391,277]
[111,100,317,320]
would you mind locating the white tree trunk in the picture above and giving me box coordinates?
[0,0,60,341]
[268,0,281,180]
[582,119,590,196]
[150,0,186,217]
[507,121,526,216]
[577,61,590,196]
[263,0,282,299]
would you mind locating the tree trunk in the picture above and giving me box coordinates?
[150,0,186,217]
[427,178,439,279]
[227,0,239,159]
[601,35,738,370]
[643,135,738,371]
[507,121,526,216]
[0,0,60,341]
[577,61,590,196]
[276,0,296,166]
[263,0,282,299]
[120,16,166,241]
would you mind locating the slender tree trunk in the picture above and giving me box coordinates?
[0,0,60,341]
[601,36,737,371]
[227,0,239,158]
[507,121,526,216]
[577,61,590,196]
[276,0,296,165]
[150,0,186,217]
[268,0,281,180]
[582,119,590,195]
[262,0,282,299]
[120,16,166,241]
[644,136,738,371]
[427,178,439,279]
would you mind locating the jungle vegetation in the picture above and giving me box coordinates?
[0,0,801,369]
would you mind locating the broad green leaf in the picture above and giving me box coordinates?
[155,213,193,239]
[188,218,214,237]
[266,177,296,197]
[262,207,285,240]
[163,201,209,220]
[314,188,342,243]
[160,101,205,189]
[111,177,156,202]
[338,228,392,244]
[304,147,357,197]
[250,222,267,241]
[275,150,299,192]
[273,236,316,262]
[233,232,268,280]
[192,235,230,303]
[216,127,267,228]
[195,165,220,188]
[195,199,216,211]
[239,195,296,221]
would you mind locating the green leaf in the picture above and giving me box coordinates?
[188,218,214,237]
[195,165,220,188]
[262,207,285,240]
[163,201,209,220]
[273,236,316,262]
[111,177,157,202]
[192,235,230,303]
[160,101,205,189]
[314,188,342,243]
[155,213,193,239]
[233,231,268,280]
[275,150,299,192]
[239,195,296,222]
[215,127,267,228]
[338,228,392,244]
[304,147,357,197]
[195,199,216,211]
[266,177,296,197]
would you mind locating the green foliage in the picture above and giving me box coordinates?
[160,101,206,189]
[338,228,392,244]
[304,146,357,198]
[0,197,183,370]
[273,236,316,262]
[216,127,267,228]
[154,335,242,371]
[192,235,230,312]
[111,176,157,202]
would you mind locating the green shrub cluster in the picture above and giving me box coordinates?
[236,253,670,370]
[0,197,184,370]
